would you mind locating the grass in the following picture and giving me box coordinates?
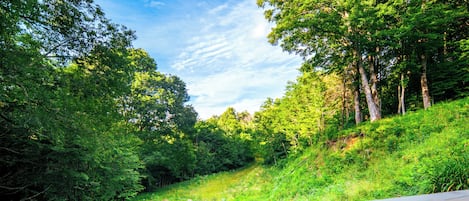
[132,97,469,201]
[133,163,270,201]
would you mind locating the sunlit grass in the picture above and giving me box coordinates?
[134,97,469,201]
[132,163,268,201]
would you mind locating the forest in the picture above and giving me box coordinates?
[0,0,468,200]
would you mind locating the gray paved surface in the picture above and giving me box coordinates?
[375,190,469,201]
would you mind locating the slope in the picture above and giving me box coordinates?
[132,97,469,201]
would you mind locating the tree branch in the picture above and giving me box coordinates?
[0,147,20,154]
[0,113,13,123]
[20,185,50,201]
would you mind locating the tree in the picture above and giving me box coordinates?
[1,0,143,200]
[258,0,468,120]
[257,0,383,122]
[214,108,255,168]
[217,107,242,135]
[253,71,343,163]
[123,53,198,189]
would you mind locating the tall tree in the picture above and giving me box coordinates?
[253,71,343,163]
[257,0,383,121]
[395,0,468,109]
[125,55,198,189]
[1,0,143,200]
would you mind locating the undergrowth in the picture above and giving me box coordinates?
[132,97,469,201]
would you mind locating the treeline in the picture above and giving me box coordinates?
[0,1,252,200]
[257,0,468,122]
[248,0,468,163]
[2,0,468,200]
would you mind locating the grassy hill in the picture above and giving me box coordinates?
[133,97,469,201]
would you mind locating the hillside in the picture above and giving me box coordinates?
[3,1,468,200]
[133,97,469,201]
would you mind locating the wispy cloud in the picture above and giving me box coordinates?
[169,0,301,118]
[96,0,302,119]
[208,3,229,15]
[186,64,298,118]
[145,0,165,8]
[172,35,233,72]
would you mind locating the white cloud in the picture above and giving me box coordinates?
[146,1,165,8]
[208,3,229,15]
[185,64,298,119]
[95,0,302,119]
[168,0,302,119]
[232,98,267,114]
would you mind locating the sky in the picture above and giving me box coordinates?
[95,0,302,119]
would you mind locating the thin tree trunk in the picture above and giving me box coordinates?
[443,31,447,55]
[342,68,351,128]
[355,49,381,122]
[420,53,431,109]
[352,62,362,125]
[398,82,402,114]
[353,83,362,125]
[369,53,380,115]
[401,79,406,114]
[282,142,288,158]
[341,73,346,128]
[397,73,406,115]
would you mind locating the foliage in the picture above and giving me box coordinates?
[1,1,256,196]
[426,151,469,193]
[132,97,469,200]
[1,0,207,199]
[0,0,146,200]
[192,108,255,175]
[253,71,344,164]
[257,0,469,120]
[2,0,468,200]
[132,164,266,201]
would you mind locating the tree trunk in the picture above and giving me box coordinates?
[355,50,381,122]
[397,83,402,114]
[397,73,406,115]
[352,61,362,125]
[369,52,381,115]
[353,82,362,125]
[342,68,351,128]
[401,80,406,114]
[420,53,431,109]
[341,75,347,128]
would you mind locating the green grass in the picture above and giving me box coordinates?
[132,97,469,201]
[133,163,270,201]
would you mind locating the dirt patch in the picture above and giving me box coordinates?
[344,136,359,151]
[327,134,363,152]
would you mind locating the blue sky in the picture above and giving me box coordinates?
[96,0,302,119]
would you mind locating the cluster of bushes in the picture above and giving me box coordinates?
[234,98,469,200]
[140,108,255,191]
[0,1,254,200]
[193,119,254,175]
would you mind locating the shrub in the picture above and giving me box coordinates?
[427,154,469,193]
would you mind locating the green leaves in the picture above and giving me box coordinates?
[259,0,468,121]
[253,72,343,164]
[1,1,144,200]
[120,50,201,190]
[193,113,254,174]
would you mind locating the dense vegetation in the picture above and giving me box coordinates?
[1,1,252,200]
[258,0,468,120]
[133,97,469,200]
[251,0,468,162]
[1,0,468,200]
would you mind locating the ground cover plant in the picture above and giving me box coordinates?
[133,97,469,200]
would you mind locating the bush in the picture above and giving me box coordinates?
[427,154,469,193]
